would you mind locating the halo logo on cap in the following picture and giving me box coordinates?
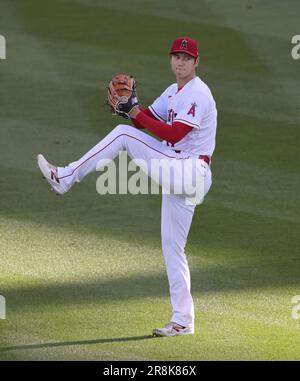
[180,39,188,50]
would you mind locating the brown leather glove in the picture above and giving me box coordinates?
[107,74,139,119]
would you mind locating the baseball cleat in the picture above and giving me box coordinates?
[152,322,194,337]
[37,154,66,195]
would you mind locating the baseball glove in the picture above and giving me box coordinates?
[107,74,139,119]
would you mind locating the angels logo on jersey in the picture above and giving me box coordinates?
[168,109,177,124]
[187,102,197,118]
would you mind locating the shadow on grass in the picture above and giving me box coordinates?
[0,335,154,352]
[2,262,300,313]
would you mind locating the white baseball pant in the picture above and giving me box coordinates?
[57,124,212,328]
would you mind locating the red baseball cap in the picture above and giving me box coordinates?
[170,37,199,58]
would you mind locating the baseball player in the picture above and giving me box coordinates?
[37,37,217,337]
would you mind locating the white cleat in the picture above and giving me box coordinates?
[152,322,194,337]
[37,154,66,195]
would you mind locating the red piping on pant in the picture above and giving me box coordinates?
[58,133,180,180]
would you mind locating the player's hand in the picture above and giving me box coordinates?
[107,74,140,119]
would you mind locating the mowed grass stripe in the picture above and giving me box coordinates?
[15,0,267,72]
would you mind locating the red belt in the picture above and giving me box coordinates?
[174,150,210,165]
[199,155,210,165]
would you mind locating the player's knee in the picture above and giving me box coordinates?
[114,124,134,135]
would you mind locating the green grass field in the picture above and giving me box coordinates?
[0,0,299,360]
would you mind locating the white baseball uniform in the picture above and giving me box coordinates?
[57,75,217,329]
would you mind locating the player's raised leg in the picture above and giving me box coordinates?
[37,124,182,194]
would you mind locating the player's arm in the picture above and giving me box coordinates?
[131,107,157,129]
[130,108,192,145]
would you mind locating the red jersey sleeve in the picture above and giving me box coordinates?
[131,108,157,129]
[133,110,192,145]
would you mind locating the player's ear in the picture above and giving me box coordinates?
[194,57,199,68]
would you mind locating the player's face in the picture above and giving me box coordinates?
[170,53,199,81]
